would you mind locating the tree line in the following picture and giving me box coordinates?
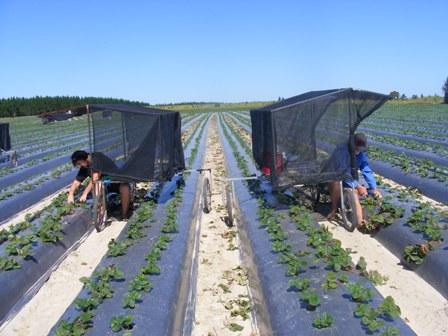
[0,96,149,118]
[390,76,448,104]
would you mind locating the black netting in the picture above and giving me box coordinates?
[38,106,87,124]
[88,104,185,182]
[251,88,390,190]
[0,123,11,151]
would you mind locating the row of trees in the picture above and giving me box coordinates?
[389,77,448,103]
[0,96,149,118]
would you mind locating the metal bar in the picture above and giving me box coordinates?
[339,180,345,211]
[222,176,259,182]
[87,105,92,154]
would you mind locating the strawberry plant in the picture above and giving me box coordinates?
[33,215,63,243]
[4,234,35,259]
[0,256,20,270]
[110,315,134,332]
[289,277,310,291]
[128,274,152,292]
[326,246,352,272]
[272,240,292,253]
[285,257,307,277]
[301,288,320,311]
[74,298,99,312]
[355,303,384,332]
[54,312,93,336]
[321,272,339,290]
[346,282,375,302]
[122,291,142,309]
[141,262,160,275]
[107,239,131,257]
[379,296,401,318]
[313,312,334,329]
[403,243,428,264]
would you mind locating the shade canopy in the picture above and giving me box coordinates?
[0,123,11,151]
[87,104,185,182]
[39,104,185,182]
[250,88,391,190]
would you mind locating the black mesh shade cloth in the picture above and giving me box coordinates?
[250,88,391,190]
[38,106,87,124]
[0,123,11,151]
[87,104,185,182]
[38,104,185,181]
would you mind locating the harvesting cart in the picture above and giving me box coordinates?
[41,104,212,231]
[224,88,391,231]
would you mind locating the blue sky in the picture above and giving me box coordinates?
[1,0,447,104]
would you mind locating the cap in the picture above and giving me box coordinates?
[354,133,367,151]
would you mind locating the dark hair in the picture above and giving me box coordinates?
[71,150,89,166]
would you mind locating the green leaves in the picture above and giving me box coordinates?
[313,312,334,329]
[128,274,152,292]
[355,297,401,334]
[301,288,320,309]
[122,291,142,309]
[403,244,427,264]
[0,256,20,271]
[74,298,99,312]
[107,239,129,257]
[379,296,401,318]
[346,282,375,302]
[110,315,133,332]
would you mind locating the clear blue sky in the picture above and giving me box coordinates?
[1,0,447,104]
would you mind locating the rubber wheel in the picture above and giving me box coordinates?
[93,183,107,232]
[341,188,358,232]
[225,184,234,227]
[202,177,212,213]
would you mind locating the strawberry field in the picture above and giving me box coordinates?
[0,103,447,335]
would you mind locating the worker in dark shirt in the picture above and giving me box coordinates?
[68,150,130,221]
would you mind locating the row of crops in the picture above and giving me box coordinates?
[227,107,448,294]
[0,113,202,223]
[0,103,446,335]
[215,112,415,334]
[0,112,208,329]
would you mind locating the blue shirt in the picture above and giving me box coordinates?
[344,151,377,190]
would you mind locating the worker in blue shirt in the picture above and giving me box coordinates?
[327,133,381,226]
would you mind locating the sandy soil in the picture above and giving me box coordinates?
[1,115,447,335]
[191,116,258,335]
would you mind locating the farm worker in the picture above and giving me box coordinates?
[327,133,382,226]
[68,150,131,221]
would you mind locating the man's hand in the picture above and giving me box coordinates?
[79,194,88,203]
[373,188,382,198]
[356,185,368,197]
[68,194,75,204]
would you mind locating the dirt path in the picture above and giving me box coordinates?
[191,114,258,335]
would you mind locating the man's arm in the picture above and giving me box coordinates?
[68,180,81,203]
[359,152,381,197]
[79,172,100,202]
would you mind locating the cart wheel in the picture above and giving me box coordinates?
[93,182,107,232]
[340,188,358,232]
[202,177,212,213]
[225,183,234,227]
